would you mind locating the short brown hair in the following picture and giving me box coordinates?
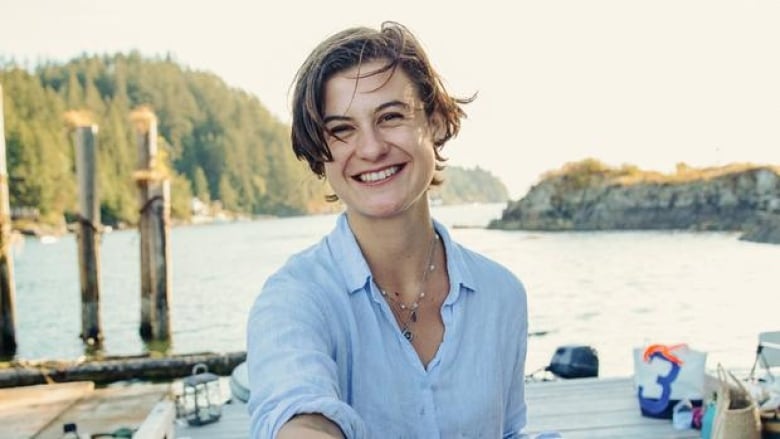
[290,21,474,183]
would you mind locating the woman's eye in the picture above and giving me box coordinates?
[378,112,404,124]
[327,125,354,138]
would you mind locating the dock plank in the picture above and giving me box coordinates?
[0,381,95,439]
[525,377,698,438]
[174,376,699,438]
[33,382,171,438]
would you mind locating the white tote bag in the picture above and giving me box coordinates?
[633,343,707,418]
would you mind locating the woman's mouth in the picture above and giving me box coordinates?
[354,165,403,183]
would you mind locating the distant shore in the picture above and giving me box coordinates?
[489,160,780,244]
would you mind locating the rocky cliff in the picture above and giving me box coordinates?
[489,159,780,244]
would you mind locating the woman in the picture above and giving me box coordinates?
[247,21,529,438]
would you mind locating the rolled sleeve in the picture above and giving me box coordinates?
[246,274,366,438]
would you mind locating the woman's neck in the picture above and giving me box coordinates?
[347,205,437,304]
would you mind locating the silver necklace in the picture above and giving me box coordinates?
[380,231,439,342]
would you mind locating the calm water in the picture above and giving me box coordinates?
[12,203,780,377]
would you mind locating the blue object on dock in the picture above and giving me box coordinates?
[672,399,693,429]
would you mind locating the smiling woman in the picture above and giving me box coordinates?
[245,21,539,439]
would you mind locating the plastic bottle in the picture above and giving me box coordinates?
[672,398,693,429]
[61,422,89,439]
[61,423,80,439]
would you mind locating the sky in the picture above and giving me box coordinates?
[2,0,779,198]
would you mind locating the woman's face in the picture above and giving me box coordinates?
[322,60,438,221]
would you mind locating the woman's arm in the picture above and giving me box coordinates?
[278,414,346,439]
[246,274,366,438]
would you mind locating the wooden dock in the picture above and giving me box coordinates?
[0,380,170,438]
[0,376,700,438]
[175,376,700,438]
[524,377,698,438]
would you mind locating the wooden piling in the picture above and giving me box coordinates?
[74,124,103,346]
[132,109,172,342]
[0,84,17,356]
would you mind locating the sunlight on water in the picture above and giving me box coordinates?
[13,203,780,378]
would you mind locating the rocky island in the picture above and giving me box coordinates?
[489,159,780,244]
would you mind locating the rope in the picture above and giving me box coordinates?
[76,214,100,233]
[139,195,164,215]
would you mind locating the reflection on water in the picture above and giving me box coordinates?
[13,203,780,377]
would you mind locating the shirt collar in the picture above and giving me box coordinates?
[324,213,369,294]
[326,213,477,296]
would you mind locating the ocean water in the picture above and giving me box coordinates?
[11,203,780,377]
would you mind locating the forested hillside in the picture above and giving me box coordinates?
[1,53,507,230]
[432,166,508,204]
[1,52,327,228]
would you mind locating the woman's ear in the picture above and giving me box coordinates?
[428,113,447,145]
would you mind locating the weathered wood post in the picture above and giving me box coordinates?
[132,108,172,343]
[73,122,103,346]
[0,84,18,356]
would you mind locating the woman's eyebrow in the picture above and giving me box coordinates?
[374,100,411,113]
[323,114,351,125]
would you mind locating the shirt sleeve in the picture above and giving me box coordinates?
[246,273,367,438]
[503,278,529,438]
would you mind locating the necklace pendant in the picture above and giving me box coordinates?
[410,310,417,322]
[402,328,414,342]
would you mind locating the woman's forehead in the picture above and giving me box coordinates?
[324,62,419,115]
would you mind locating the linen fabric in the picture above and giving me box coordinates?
[246,213,529,438]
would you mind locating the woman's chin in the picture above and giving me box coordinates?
[343,198,398,217]
[346,196,429,221]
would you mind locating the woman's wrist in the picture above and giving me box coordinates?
[278,414,345,439]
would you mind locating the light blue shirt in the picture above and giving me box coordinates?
[246,214,528,438]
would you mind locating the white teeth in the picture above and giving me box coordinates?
[358,166,400,183]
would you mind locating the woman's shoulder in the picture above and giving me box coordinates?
[445,239,527,309]
[260,238,340,300]
[453,240,521,280]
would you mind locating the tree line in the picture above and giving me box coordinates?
[0,53,507,230]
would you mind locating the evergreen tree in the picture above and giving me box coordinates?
[191,166,210,202]
[217,174,239,212]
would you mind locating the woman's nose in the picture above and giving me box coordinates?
[355,127,389,160]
